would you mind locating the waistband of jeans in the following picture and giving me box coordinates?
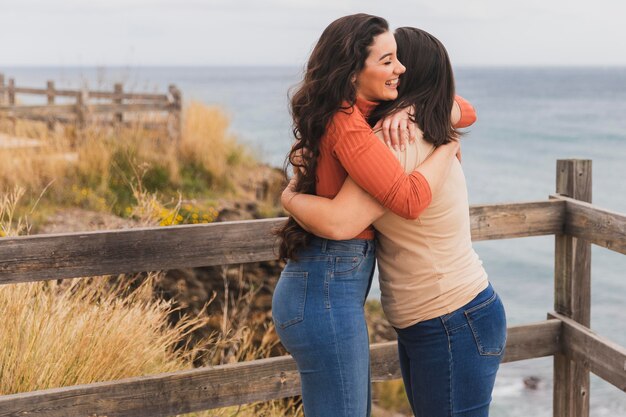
[307,236,375,256]
[465,282,495,309]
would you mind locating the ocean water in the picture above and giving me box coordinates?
[3,66,625,416]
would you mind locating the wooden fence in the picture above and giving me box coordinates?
[0,73,182,141]
[0,159,624,417]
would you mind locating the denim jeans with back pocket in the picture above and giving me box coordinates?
[394,282,507,417]
[272,237,376,417]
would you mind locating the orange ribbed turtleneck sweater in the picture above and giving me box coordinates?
[315,95,476,240]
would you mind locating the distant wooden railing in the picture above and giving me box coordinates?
[0,159,624,417]
[0,73,182,141]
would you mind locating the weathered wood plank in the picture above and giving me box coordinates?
[113,83,123,123]
[0,103,173,115]
[12,86,51,95]
[0,73,5,105]
[168,84,182,142]
[0,104,76,114]
[75,90,88,132]
[7,79,15,105]
[46,82,55,130]
[0,322,561,417]
[88,102,175,113]
[46,81,55,105]
[549,312,626,392]
[95,119,169,130]
[0,114,165,126]
[18,87,80,97]
[502,319,561,362]
[0,218,282,285]
[551,195,626,256]
[10,86,168,101]
[89,91,169,101]
[8,113,76,123]
[553,159,592,417]
[470,199,564,241]
[0,201,563,285]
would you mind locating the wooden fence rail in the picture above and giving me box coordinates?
[555,195,626,255]
[0,200,565,285]
[0,159,624,417]
[0,321,562,417]
[548,313,626,391]
[0,73,182,141]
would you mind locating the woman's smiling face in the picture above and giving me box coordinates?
[355,31,406,102]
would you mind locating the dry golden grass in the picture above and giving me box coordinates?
[373,379,412,416]
[0,131,71,196]
[0,187,30,237]
[0,102,257,223]
[0,274,209,394]
[180,101,255,179]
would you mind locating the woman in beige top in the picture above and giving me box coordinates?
[281,27,507,417]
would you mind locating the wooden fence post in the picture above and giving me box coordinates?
[168,84,182,142]
[114,83,123,125]
[8,78,16,105]
[7,78,17,133]
[553,159,592,417]
[47,80,56,132]
[75,88,89,142]
[46,80,55,105]
[0,73,5,105]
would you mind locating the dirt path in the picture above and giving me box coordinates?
[0,132,44,149]
[0,132,78,162]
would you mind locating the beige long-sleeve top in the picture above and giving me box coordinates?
[373,131,488,329]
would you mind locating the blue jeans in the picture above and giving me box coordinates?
[272,237,376,417]
[395,283,507,417]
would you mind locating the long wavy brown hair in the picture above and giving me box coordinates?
[276,14,389,260]
[369,27,459,146]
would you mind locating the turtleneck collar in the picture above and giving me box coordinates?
[355,95,378,119]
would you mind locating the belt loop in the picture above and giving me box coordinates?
[362,240,369,256]
[321,238,328,253]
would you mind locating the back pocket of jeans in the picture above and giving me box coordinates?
[272,271,308,329]
[464,293,507,356]
[334,255,365,276]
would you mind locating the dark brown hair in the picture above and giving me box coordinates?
[276,13,389,260]
[369,27,459,146]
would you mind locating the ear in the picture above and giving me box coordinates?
[351,74,357,84]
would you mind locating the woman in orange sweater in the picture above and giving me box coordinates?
[282,28,506,417]
[272,15,469,417]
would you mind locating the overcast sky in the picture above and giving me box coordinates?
[1,0,625,67]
